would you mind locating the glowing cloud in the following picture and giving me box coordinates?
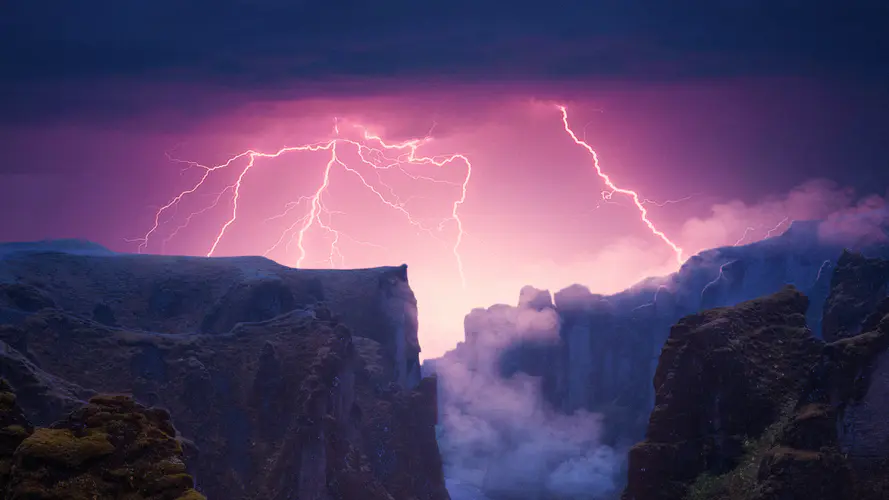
[135,106,685,288]
[134,121,473,285]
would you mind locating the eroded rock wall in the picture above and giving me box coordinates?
[623,252,889,500]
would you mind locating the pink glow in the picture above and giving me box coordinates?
[558,105,685,264]
[1,81,884,359]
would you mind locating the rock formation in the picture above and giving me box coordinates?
[0,379,32,492]
[0,241,448,500]
[431,219,889,481]
[623,251,889,500]
[0,379,204,499]
[821,250,889,342]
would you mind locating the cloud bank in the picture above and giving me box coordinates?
[515,179,889,297]
[428,180,889,500]
[432,286,621,500]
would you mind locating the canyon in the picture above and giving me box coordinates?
[1,213,888,499]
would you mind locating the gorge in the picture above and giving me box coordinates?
[1,212,888,499]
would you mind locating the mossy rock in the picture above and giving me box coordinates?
[6,394,205,500]
[0,378,34,493]
[752,446,853,500]
[17,428,114,467]
[176,488,206,500]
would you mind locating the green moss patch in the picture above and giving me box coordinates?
[17,428,115,468]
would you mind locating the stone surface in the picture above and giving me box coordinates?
[623,286,822,500]
[7,394,205,500]
[0,242,448,500]
[0,379,205,500]
[428,219,889,497]
[480,223,889,457]
[0,245,421,390]
[624,252,889,500]
[821,251,889,342]
[0,379,32,492]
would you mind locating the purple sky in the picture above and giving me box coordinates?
[2,2,888,357]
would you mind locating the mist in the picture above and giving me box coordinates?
[424,179,889,500]
[428,286,622,500]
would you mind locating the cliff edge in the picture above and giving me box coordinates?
[623,251,889,500]
[0,241,448,500]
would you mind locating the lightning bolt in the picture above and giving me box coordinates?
[134,121,472,287]
[641,194,696,207]
[559,106,685,264]
[732,217,791,247]
[764,216,790,238]
[733,227,756,246]
[701,261,731,302]
[815,259,832,283]
[136,105,688,285]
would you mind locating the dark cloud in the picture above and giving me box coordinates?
[1,1,887,128]
[2,1,887,85]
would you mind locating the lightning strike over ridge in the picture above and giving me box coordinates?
[558,105,685,264]
[136,105,688,287]
[134,119,473,287]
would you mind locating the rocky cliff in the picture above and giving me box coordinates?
[541,221,889,441]
[0,240,448,500]
[429,217,889,499]
[623,252,889,500]
[0,378,204,499]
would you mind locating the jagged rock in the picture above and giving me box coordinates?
[821,250,889,341]
[623,286,822,500]
[0,243,446,500]
[0,340,93,426]
[752,446,853,500]
[0,379,33,492]
[91,303,118,327]
[354,375,448,500]
[629,252,889,500]
[0,283,55,313]
[0,306,446,500]
[6,394,204,500]
[0,246,422,389]
[199,278,315,334]
[463,228,888,464]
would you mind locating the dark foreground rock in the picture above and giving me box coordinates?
[623,251,889,500]
[820,250,889,342]
[0,381,204,500]
[444,220,889,467]
[0,380,32,491]
[0,307,448,500]
[0,243,448,500]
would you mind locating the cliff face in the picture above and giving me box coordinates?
[623,252,889,500]
[0,244,421,389]
[495,222,889,453]
[0,241,447,500]
[426,218,888,498]
[820,251,889,342]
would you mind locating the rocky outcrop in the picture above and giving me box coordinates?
[0,379,204,499]
[0,242,446,500]
[624,252,889,500]
[0,244,422,390]
[821,250,889,342]
[8,394,205,500]
[0,379,32,491]
[0,305,446,500]
[437,220,889,478]
[0,337,93,426]
[623,287,822,500]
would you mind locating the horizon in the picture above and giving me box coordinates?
[4,206,885,361]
